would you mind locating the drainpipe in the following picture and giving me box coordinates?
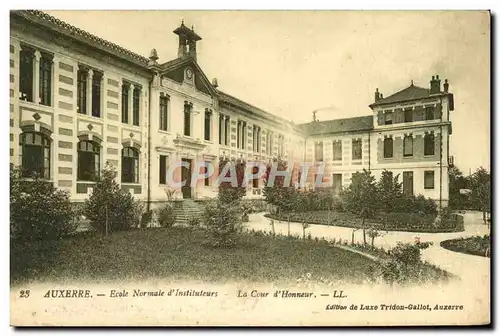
[368,131,371,171]
[439,96,443,214]
[146,75,153,212]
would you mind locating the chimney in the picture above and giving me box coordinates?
[430,75,439,94]
[435,74,441,92]
[380,93,383,99]
[443,79,449,93]
[212,78,219,88]
[374,88,381,102]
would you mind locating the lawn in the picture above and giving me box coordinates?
[441,235,491,258]
[11,226,379,286]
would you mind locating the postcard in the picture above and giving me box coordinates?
[9,9,491,326]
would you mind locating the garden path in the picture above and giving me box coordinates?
[246,211,490,284]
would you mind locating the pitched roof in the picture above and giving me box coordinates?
[370,84,444,108]
[217,90,301,132]
[11,10,150,67]
[297,116,374,136]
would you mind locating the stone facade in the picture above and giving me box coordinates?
[9,10,454,209]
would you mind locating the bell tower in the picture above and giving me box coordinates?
[173,21,202,61]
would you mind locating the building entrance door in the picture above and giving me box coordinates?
[181,158,192,199]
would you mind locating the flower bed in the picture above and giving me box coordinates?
[440,235,491,258]
[265,211,464,233]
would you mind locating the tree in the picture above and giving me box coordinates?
[469,167,491,225]
[262,158,290,213]
[83,163,143,234]
[448,166,470,210]
[203,192,243,248]
[217,156,246,204]
[377,170,402,213]
[340,169,379,245]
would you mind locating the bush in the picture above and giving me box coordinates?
[187,216,201,228]
[157,203,176,228]
[203,199,243,248]
[141,210,153,228]
[10,167,78,241]
[83,164,143,234]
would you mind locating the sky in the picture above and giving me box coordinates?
[44,10,491,174]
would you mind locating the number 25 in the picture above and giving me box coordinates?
[19,290,30,298]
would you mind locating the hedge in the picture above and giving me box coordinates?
[265,211,464,233]
[441,235,490,258]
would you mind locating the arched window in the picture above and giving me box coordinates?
[77,140,100,181]
[121,147,139,183]
[19,132,51,179]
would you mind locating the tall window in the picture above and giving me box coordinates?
[204,162,211,186]
[332,173,342,196]
[224,117,230,145]
[314,141,324,162]
[19,48,34,102]
[332,141,342,161]
[39,54,52,106]
[159,95,169,131]
[77,68,88,114]
[121,84,129,123]
[267,132,274,155]
[19,132,50,179]
[184,102,192,136]
[403,135,413,157]
[424,171,435,189]
[132,87,140,126]
[159,155,168,185]
[383,137,393,158]
[237,121,245,149]
[121,147,139,183]
[253,126,261,153]
[404,110,413,122]
[219,115,224,145]
[425,106,434,120]
[352,139,362,160]
[403,171,414,195]
[424,133,435,156]
[252,166,259,188]
[204,110,212,141]
[91,72,102,117]
[278,135,285,157]
[241,122,246,149]
[77,140,100,181]
[384,112,393,125]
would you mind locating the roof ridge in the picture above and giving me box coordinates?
[307,115,373,124]
[15,10,150,65]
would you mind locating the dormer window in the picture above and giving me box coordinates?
[404,109,413,123]
[384,111,393,125]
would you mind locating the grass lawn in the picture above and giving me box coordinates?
[441,235,491,258]
[11,226,379,286]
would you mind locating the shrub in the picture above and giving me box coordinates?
[141,210,153,228]
[83,164,143,234]
[203,199,243,248]
[10,167,78,241]
[389,242,422,265]
[157,203,176,228]
[187,216,201,228]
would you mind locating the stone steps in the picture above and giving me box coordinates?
[173,200,205,224]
